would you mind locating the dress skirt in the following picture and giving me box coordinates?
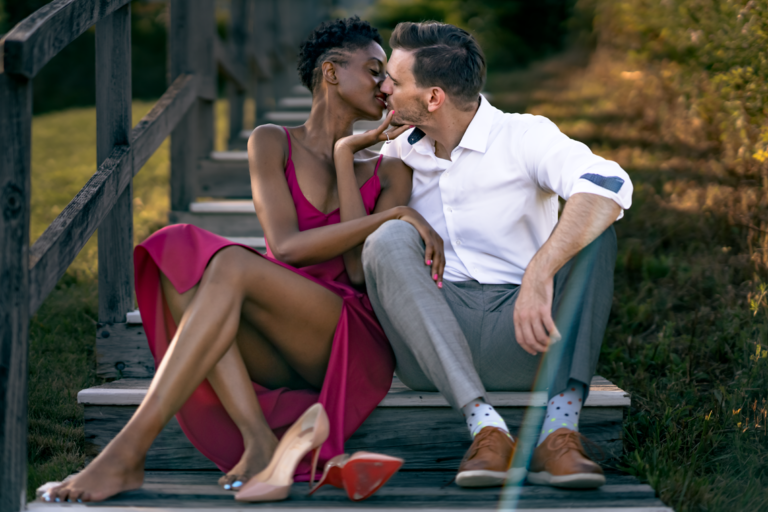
[134,223,395,480]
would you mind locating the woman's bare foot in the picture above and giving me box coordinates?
[219,432,279,490]
[42,440,145,503]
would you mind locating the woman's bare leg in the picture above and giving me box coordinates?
[160,275,294,489]
[47,247,342,503]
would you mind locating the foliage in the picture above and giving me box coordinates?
[369,0,578,70]
[489,1,768,507]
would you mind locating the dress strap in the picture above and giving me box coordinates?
[373,154,383,176]
[282,126,292,162]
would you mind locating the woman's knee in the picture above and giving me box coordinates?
[206,246,255,284]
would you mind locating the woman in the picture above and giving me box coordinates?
[45,17,444,503]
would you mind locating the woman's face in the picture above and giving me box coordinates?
[333,42,389,121]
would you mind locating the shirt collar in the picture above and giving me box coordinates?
[456,94,494,154]
[406,94,495,155]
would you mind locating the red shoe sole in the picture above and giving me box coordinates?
[341,457,403,501]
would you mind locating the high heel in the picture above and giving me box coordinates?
[235,403,329,502]
[309,451,403,501]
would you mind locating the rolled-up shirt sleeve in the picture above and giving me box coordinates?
[520,115,633,219]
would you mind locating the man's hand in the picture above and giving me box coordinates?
[512,193,619,356]
[513,271,561,356]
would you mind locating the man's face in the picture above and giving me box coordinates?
[381,49,430,126]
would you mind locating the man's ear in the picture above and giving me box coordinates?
[321,61,339,87]
[426,87,446,113]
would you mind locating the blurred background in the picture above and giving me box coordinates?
[2,1,767,510]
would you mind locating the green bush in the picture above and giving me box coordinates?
[370,0,578,70]
[590,0,768,176]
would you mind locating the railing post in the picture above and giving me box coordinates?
[0,69,32,511]
[227,0,247,148]
[96,3,134,325]
[169,0,216,213]
[252,0,277,125]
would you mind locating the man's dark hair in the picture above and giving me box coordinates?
[297,16,383,93]
[390,21,485,109]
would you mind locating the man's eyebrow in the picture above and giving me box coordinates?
[386,71,398,82]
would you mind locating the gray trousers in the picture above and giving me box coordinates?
[362,220,616,411]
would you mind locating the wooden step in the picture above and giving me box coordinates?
[79,376,628,471]
[33,468,672,511]
[197,152,250,197]
[169,200,262,237]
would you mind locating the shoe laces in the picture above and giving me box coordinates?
[465,428,507,461]
[547,431,605,463]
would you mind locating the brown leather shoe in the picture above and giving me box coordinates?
[456,427,517,488]
[528,428,605,488]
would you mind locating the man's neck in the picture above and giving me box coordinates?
[419,98,480,160]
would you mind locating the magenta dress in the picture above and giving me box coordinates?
[133,127,395,480]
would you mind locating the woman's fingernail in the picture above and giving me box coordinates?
[409,125,415,128]
[433,274,438,280]
[224,484,231,490]
[232,481,243,488]
[438,282,443,289]
[78,499,83,503]
[426,260,432,265]
[55,498,61,502]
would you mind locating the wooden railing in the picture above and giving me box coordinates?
[0,0,328,508]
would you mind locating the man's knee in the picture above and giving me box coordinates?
[363,220,423,271]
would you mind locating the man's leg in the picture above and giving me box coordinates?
[362,220,485,410]
[473,226,616,488]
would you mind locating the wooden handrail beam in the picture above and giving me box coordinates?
[2,0,131,78]
[214,35,248,92]
[28,74,199,314]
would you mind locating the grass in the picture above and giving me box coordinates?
[490,48,768,511]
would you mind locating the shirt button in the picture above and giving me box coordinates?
[448,207,453,213]
[456,240,462,246]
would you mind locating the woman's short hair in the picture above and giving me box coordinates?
[390,21,485,109]
[298,16,383,93]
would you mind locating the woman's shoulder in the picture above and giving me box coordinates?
[247,124,290,169]
[247,124,289,153]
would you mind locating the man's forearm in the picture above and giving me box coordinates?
[525,193,621,282]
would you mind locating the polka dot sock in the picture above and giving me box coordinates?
[461,398,512,439]
[538,379,586,446]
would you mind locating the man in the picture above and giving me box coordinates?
[363,21,632,489]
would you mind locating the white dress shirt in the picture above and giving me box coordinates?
[380,96,633,285]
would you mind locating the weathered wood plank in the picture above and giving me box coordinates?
[168,210,264,237]
[84,404,623,470]
[80,376,629,408]
[27,75,199,315]
[215,36,248,92]
[96,3,133,324]
[197,159,251,198]
[95,324,156,379]
[225,0,247,150]
[169,0,216,212]
[33,468,674,510]
[0,68,32,512]
[2,0,131,78]
[131,74,199,175]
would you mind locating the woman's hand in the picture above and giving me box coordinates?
[394,206,446,288]
[334,110,410,157]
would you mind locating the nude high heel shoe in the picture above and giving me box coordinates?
[308,451,403,501]
[235,403,329,502]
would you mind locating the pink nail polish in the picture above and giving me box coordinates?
[433,274,438,280]
[426,260,432,265]
[438,282,443,289]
